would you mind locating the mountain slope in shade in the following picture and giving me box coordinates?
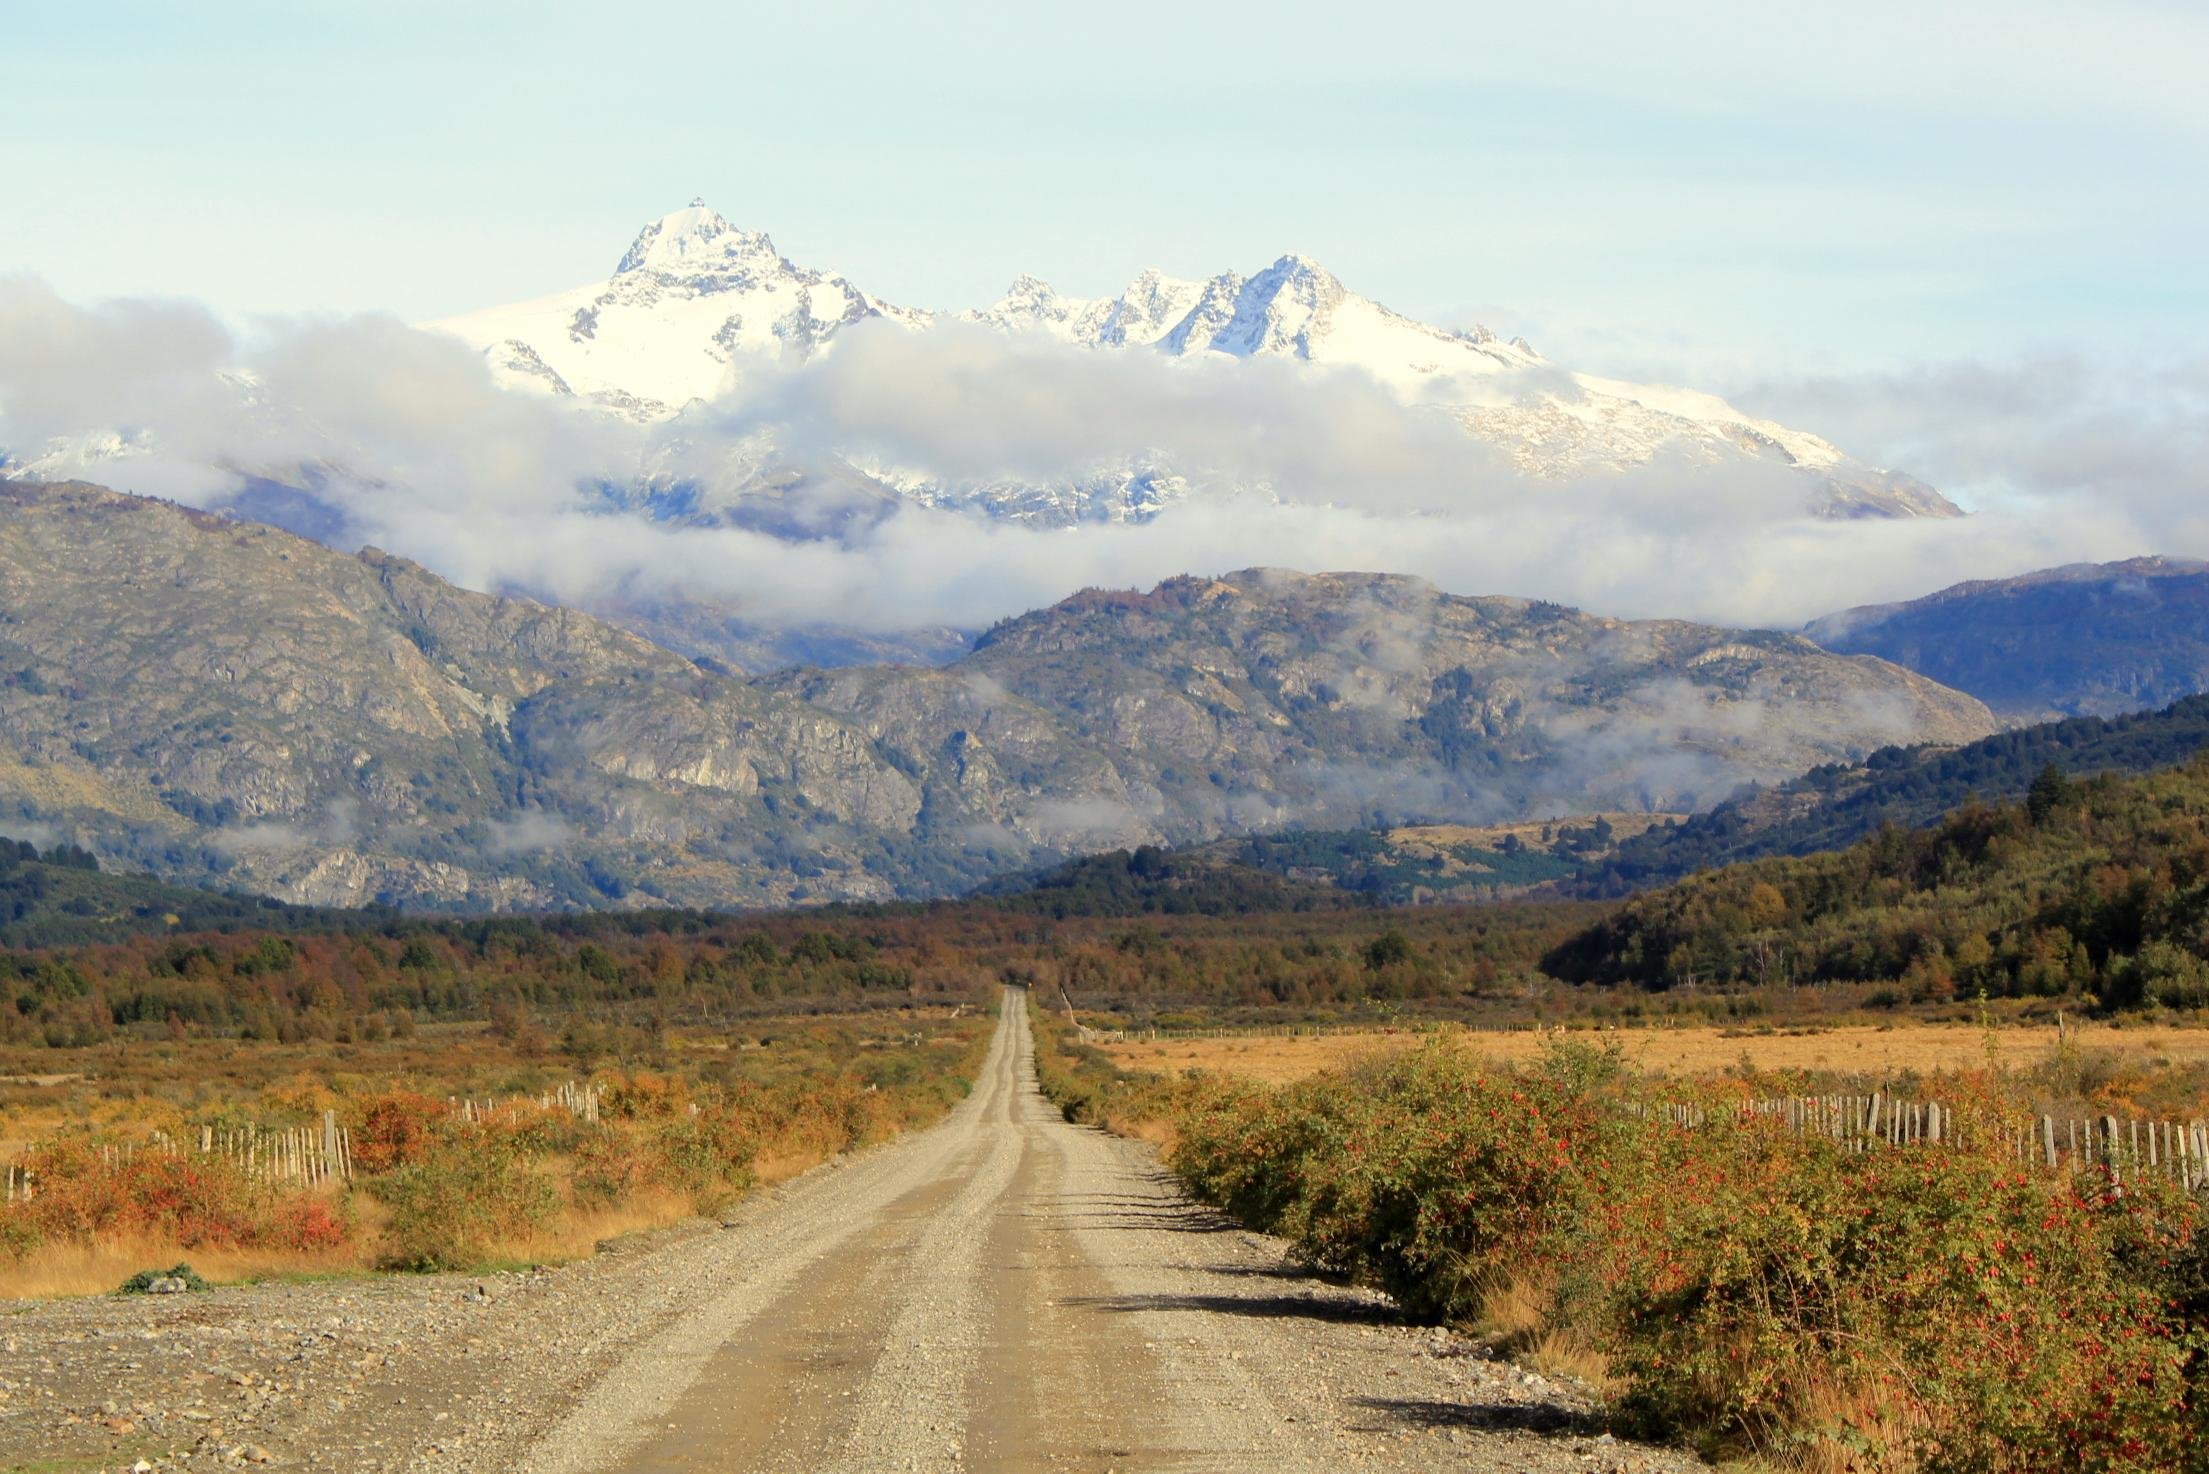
[0,481,1992,911]
[1806,558,2209,720]
[0,839,358,948]
[431,202,1960,523]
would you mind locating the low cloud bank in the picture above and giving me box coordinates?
[1,276,2200,639]
[1737,356,2209,548]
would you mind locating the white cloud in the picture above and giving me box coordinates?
[1738,355,2209,525]
[207,799,360,856]
[2,277,2202,652]
[483,810,574,855]
[0,821,67,852]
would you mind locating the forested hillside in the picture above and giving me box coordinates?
[997,699,2209,912]
[977,845,1357,916]
[1573,695,2209,895]
[0,840,347,947]
[984,821,1626,913]
[1545,758,2209,1006]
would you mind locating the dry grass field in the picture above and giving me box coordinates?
[0,1007,991,1298]
[1098,1019,2209,1083]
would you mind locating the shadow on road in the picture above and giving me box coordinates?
[1202,1262,1355,1284]
[1060,1290,1400,1327]
[1049,1191,1244,1235]
[1349,1395,1605,1437]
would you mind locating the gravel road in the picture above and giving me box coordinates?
[2,999,1704,1473]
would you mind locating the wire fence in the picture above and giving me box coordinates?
[1643,1091,2209,1190]
[3,1079,605,1202]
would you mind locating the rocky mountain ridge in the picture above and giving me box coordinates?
[0,480,1993,911]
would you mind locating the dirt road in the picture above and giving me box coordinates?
[521,1000,1693,1474]
[0,999,1698,1472]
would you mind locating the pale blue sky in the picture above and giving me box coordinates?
[3,0,2204,382]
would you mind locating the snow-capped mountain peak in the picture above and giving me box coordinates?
[1259,251,1338,287]
[976,267,1211,349]
[614,199,779,278]
[985,274,1081,330]
[429,199,924,418]
[1099,268,1205,344]
[1201,253,1347,359]
[427,203,1962,521]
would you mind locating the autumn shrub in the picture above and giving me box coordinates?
[3,1141,259,1251]
[568,1127,659,1205]
[370,1133,557,1270]
[0,1139,353,1262]
[1171,1072,1341,1235]
[1586,1107,2201,1471]
[346,1089,449,1173]
[568,1110,756,1209]
[733,1075,890,1163]
[1131,1038,2208,1472]
[1176,1037,1626,1320]
[481,1099,592,1158]
[1033,1008,1236,1148]
[598,1070,693,1121]
[267,1193,352,1252]
[647,1111,757,1204]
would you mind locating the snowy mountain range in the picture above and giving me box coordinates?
[431,201,1960,523]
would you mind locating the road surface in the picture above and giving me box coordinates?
[518,997,1694,1474]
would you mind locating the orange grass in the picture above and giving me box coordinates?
[489,1187,701,1264]
[750,1147,836,1186]
[1100,1019,2209,1082]
[0,1231,370,1300]
[3,1007,995,1296]
[0,1187,720,1298]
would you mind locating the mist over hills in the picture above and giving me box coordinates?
[12,209,2199,680]
[991,697,2209,914]
[0,480,1989,912]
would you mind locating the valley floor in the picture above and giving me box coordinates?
[1,1002,1698,1473]
[1098,1016,2209,1084]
